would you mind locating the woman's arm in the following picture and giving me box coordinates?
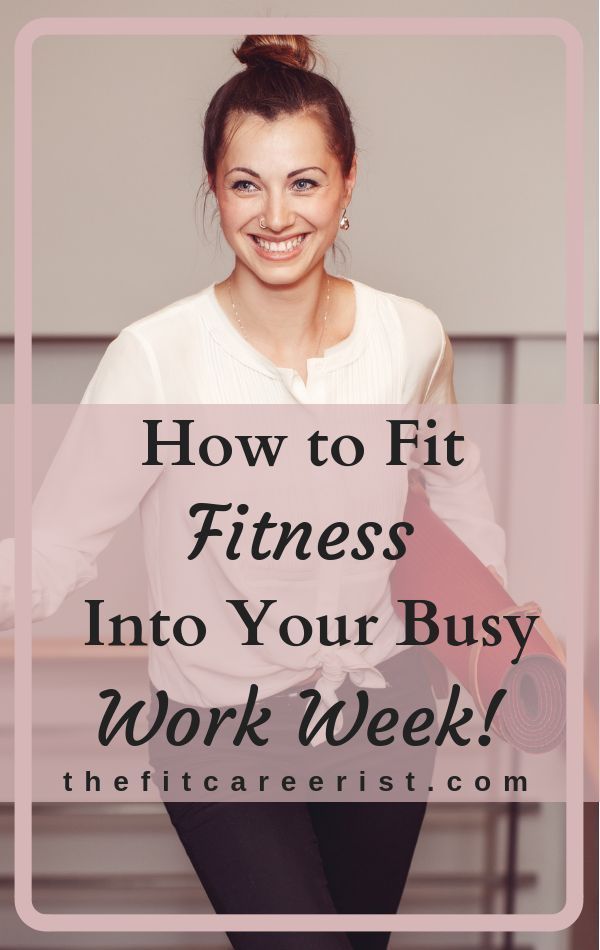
[0,328,164,630]
[417,327,507,586]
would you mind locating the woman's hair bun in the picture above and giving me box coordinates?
[234,34,317,71]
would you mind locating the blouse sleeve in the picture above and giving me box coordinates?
[417,324,508,585]
[80,327,166,405]
[0,328,164,631]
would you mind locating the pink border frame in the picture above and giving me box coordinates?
[13,16,585,934]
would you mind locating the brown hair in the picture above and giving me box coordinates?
[202,34,356,186]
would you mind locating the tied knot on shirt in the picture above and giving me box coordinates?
[307,645,388,747]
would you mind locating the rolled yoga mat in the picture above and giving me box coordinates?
[390,484,566,754]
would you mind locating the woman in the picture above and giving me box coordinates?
[3,33,506,950]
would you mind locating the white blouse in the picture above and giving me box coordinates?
[81,279,454,406]
[1,279,506,726]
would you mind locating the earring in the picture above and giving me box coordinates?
[339,208,350,231]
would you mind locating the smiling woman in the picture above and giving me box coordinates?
[16,31,507,950]
[202,34,358,380]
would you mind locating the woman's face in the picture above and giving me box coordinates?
[212,111,356,285]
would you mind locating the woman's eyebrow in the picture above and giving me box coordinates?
[224,165,327,179]
[225,166,260,178]
[287,166,327,177]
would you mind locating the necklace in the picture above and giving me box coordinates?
[227,275,332,359]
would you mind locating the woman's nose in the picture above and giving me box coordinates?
[260,192,295,233]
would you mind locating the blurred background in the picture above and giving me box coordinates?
[0,1,597,948]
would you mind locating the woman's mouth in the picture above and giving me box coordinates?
[248,232,309,260]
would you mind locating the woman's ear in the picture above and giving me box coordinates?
[343,154,358,206]
[207,175,221,217]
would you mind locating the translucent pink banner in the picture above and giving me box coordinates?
[2,405,596,802]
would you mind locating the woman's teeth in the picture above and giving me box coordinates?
[253,234,306,252]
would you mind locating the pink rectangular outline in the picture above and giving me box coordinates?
[13,16,585,934]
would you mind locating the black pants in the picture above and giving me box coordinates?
[165,798,427,949]
[157,648,436,949]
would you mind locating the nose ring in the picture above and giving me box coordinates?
[259,217,268,230]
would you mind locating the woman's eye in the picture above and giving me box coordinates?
[231,180,259,193]
[292,179,318,192]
